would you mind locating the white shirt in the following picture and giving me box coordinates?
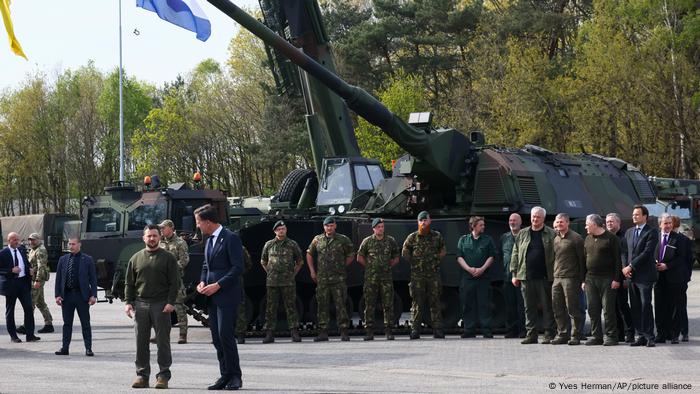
[9,247,26,278]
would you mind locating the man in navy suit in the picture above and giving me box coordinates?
[54,237,97,356]
[653,214,686,344]
[195,204,244,390]
[622,204,659,347]
[0,232,40,343]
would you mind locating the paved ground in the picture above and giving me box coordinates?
[1,277,699,393]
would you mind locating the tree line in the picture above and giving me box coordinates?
[0,0,698,215]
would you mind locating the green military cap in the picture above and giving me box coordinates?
[273,220,286,230]
[323,216,336,225]
[417,211,430,220]
[371,218,384,228]
[28,233,41,240]
[159,219,174,228]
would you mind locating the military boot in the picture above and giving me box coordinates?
[314,330,329,342]
[363,328,374,341]
[385,327,394,341]
[433,328,445,339]
[177,327,187,344]
[38,324,54,334]
[340,328,350,341]
[262,330,275,344]
[291,329,301,342]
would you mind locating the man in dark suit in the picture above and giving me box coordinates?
[653,214,686,344]
[195,204,244,390]
[0,232,40,343]
[54,237,97,356]
[622,204,659,347]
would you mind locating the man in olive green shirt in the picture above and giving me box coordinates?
[124,225,179,389]
[307,216,354,342]
[457,216,496,338]
[551,213,585,345]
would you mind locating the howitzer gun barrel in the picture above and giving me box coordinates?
[207,0,436,161]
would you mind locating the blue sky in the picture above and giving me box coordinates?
[0,0,258,91]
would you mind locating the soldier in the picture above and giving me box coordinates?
[159,219,190,344]
[236,247,252,344]
[551,213,585,345]
[261,221,303,343]
[510,206,557,344]
[501,213,525,338]
[307,216,354,342]
[357,218,399,341]
[457,216,496,338]
[402,211,446,339]
[29,233,53,333]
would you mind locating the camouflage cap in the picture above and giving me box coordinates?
[371,218,384,228]
[28,232,41,240]
[323,216,336,225]
[159,219,175,228]
[273,220,286,231]
[417,211,430,220]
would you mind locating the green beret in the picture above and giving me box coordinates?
[323,216,336,225]
[417,211,430,220]
[371,218,384,228]
[273,220,285,230]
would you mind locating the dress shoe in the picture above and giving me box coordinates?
[433,329,445,339]
[262,330,275,344]
[16,325,26,335]
[409,330,420,340]
[85,349,94,356]
[483,334,494,339]
[132,376,149,389]
[236,337,245,345]
[38,324,54,333]
[385,328,394,340]
[26,335,41,342]
[585,338,603,346]
[682,334,689,342]
[154,376,168,389]
[11,337,22,343]
[671,338,679,344]
[313,330,328,342]
[224,376,242,390]
[291,329,301,342]
[340,328,350,341]
[207,376,229,390]
[521,336,538,344]
[630,338,647,347]
[646,339,655,347]
[55,348,69,355]
[460,332,475,339]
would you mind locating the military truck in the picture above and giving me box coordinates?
[79,179,229,319]
[0,213,78,271]
[203,0,657,332]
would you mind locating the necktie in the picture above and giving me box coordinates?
[67,254,75,288]
[659,234,668,260]
[206,236,215,263]
[633,227,640,247]
[13,249,18,267]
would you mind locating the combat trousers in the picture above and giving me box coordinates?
[585,276,617,341]
[316,281,349,330]
[520,279,555,339]
[264,285,299,330]
[134,300,172,380]
[410,274,442,330]
[363,277,394,328]
[615,282,634,340]
[551,277,583,339]
[459,277,491,335]
[31,283,53,324]
[503,274,525,336]
[174,285,188,336]
[61,289,92,350]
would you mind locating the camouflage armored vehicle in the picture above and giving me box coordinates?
[206,0,657,331]
[79,178,228,320]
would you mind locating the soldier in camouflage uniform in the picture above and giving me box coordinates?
[261,221,303,343]
[357,218,399,340]
[159,220,190,344]
[29,233,53,333]
[402,211,446,339]
[307,216,354,342]
[236,247,252,344]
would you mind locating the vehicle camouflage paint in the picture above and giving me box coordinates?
[204,0,657,332]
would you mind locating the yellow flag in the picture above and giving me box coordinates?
[0,0,27,59]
